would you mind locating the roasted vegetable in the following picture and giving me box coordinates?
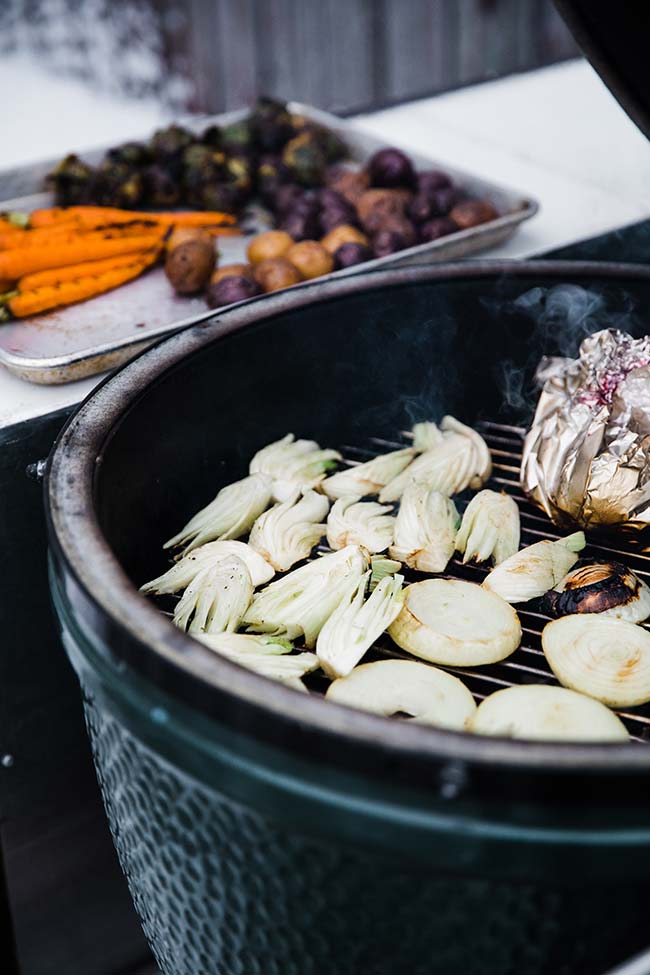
[543,615,650,707]
[221,118,255,153]
[210,263,254,286]
[0,232,163,280]
[389,578,521,666]
[173,555,253,635]
[249,488,329,572]
[253,257,302,293]
[282,131,328,187]
[141,539,274,594]
[372,226,414,257]
[164,472,272,553]
[165,231,216,295]
[250,432,341,502]
[545,561,650,623]
[368,147,416,189]
[278,209,320,241]
[150,124,195,175]
[206,275,262,308]
[326,167,370,205]
[197,632,318,687]
[417,170,453,195]
[286,240,333,279]
[321,224,369,255]
[455,490,520,566]
[257,155,291,206]
[322,447,415,500]
[389,484,459,573]
[450,200,498,228]
[419,217,457,242]
[142,164,181,208]
[47,154,95,206]
[357,189,410,233]
[483,532,586,604]
[247,230,294,264]
[333,242,372,269]
[272,184,306,216]
[326,497,394,553]
[469,685,629,742]
[252,97,294,152]
[326,659,476,729]
[411,421,444,451]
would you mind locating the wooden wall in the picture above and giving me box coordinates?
[1,0,579,111]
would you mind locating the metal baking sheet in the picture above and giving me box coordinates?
[0,103,538,384]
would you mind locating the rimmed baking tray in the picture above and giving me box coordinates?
[0,103,538,384]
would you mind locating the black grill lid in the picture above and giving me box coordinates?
[555,1,650,142]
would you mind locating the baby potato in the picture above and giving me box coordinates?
[210,263,254,286]
[320,224,369,255]
[165,236,216,295]
[166,227,212,251]
[253,257,302,293]
[247,229,294,264]
[286,240,333,279]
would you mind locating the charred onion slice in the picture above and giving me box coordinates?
[389,579,521,666]
[482,532,585,604]
[545,560,650,623]
[542,615,650,707]
[469,684,629,742]
[325,659,476,729]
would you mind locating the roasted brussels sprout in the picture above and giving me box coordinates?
[368,147,416,189]
[47,154,96,206]
[199,182,247,213]
[93,159,144,208]
[286,240,333,279]
[372,226,414,257]
[142,164,181,208]
[221,118,255,153]
[326,166,370,205]
[201,124,222,148]
[252,97,294,152]
[253,257,302,293]
[417,170,453,195]
[278,209,320,242]
[225,152,255,198]
[257,154,291,206]
[333,242,372,269]
[182,144,228,207]
[207,275,262,308]
[419,217,457,242]
[247,230,294,264]
[150,125,195,178]
[450,199,499,228]
[282,131,328,187]
[106,141,152,167]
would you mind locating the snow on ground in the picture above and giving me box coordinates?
[0,53,171,169]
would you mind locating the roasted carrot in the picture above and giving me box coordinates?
[29,206,237,230]
[18,247,161,290]
[0,234,163,280]
[0,220,164,251]
[3,258,154,318]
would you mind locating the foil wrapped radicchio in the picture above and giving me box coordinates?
[521,329,650,530]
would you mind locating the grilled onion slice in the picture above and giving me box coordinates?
[141,539,274,594]
[326,496,395,553]
[250,433,341,502]
[322,447,415,500]
[542,615,650,707]
[249,488,328,571]
[389,483,459,573]
[325,659,476,729]
[164,473,272,553]
[545,561,650,623]
[389,579,521,666]
[173,555,253,635]
[469,684,629,742]
[455,490,520,565]
[482,532,585,604]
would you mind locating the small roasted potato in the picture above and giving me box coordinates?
[419,217,457,242]
[327,166,370,205]
[333,242,372,269]
[210,263,254,286]
[167,227,212,251]
[253,257,302,293]
[320,224,369,255]
[206,275,262,308]
[450,200,499,229]
[357,188,411,233]
[286,240,333,279]
[165,235,216,295]
[247,229,294,264]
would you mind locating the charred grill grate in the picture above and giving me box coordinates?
[323,420,650,745]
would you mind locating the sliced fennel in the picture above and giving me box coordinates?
[389,483,459,573]
[141,539,274,594]
[369,555,402,591]
[389,578,521,666]
[243,544,370,647]
[173,556,253,635]
[455,490,520,565]
[249,488,328,571]
[326,659,476,730]
[317,572,404,678]
[196,632,318,685]
[546,561,650,624]
[469,684,629,742]
[164,473,272,553]
[249,433,341,502]
[412,421,444,452]
[542,615,650,707]
[322,448,415,500]
[483,532,585,603]
[379,415,492,502]
[326,496,394,553]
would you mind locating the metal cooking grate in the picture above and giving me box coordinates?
[324,420,650,745]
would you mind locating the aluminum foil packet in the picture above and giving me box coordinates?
[521,329,650,531]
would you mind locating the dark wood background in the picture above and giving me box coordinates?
[0,0,578,115]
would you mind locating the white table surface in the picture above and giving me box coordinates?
[1,56,649,429]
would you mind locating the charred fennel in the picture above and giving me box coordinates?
[455,490,520,565]
[326,496,395,553]
[389,483,459,573]
[483,532,585,604]
[164,473,272,553]
[173,555,253,635]
[322,448,415,500]
[249,488,328,571]
[141,539,274,594]
[249,433,341,502]
[196,632,318,688]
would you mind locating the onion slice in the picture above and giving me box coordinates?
[140,539,274,594]
[389,483,459,573]
[542,614,650,707]
[469,684,629,742]
[249,488,328,571]
[164,472,272,553]
[173,555,253,635]
[326,496,395,553]
[482,531,585,604]
[389,578,521,666]
[250,433,341,502]
[455,490,520,565]
[317,572,404,678]
[326,659,476,729]
[321,448,415,500]
[545,560,650,624]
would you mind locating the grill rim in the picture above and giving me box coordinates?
[46,259,650,776]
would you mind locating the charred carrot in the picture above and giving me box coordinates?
[2,258,154,319]
[0,220,164,251]
[18,247,161,290]
[0,234,163,279]
[29,206,237,230]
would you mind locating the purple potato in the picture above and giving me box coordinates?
[419,217,457,242]
[429,186,459,216]
[372,228,413,258]
[319,205,359,235]
[368,148,416,190]
[417,169,453,195]
[333,242,372,269]
[407,192,436,224]
[318,188,351,210]
[278,209,320,241]
[206,275,262,308]
[272,183,305,215]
